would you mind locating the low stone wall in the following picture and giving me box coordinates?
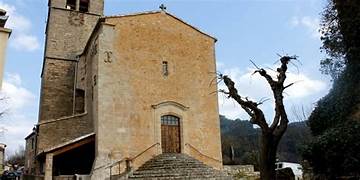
[53,175,75,180]
[75,174,90,180]
[223,165,260,180]
[22,175,91,180]
[224,165,254,173]
[22,175,44,180]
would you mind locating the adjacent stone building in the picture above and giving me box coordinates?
[0,143,6,175]
[0,8,11,88]
[0,9,10,175]
[25,0,223,179]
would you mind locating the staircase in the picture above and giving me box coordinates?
[128,153,232,179]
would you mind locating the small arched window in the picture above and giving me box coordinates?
[79,0,90,12]
[161,115,179,126]
[162,61,169,76]
[66,0,76,10]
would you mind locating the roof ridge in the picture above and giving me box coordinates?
[103,10,217,42]
[104,10,161,19]
[40,133,95,155]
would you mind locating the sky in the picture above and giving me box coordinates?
[0,0,332,156]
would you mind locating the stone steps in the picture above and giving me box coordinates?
[128,153,232,180]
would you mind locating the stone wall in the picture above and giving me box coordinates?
[49,0,104,16]
[0,143,5,175]
[0,27,11,88]
[23,175,45,180]
[35,0,103,160]
[39,6,101,121]
[37,114,93,153]
[25,134,36,175]
[39,59,76,121]
[44,8,101,60]
[223,165,255,174]
[223,165,260,180]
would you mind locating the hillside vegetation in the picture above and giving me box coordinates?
[220,115,311,169]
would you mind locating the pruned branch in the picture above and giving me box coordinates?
[250,60,261,70]
[220,74,269,130]
[257,97,270,106]
[219,55,298,136]
[284,83,294,90]
[254,68,276,86]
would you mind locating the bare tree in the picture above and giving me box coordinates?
[291,105,313,122]
[218,55,297,180]
[0,96,7,136]
[6,145,25,168]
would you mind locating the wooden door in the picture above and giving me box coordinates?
[161,115,181,153]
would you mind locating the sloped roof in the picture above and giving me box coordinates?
[38,133,95,156]
[104,10,217,42]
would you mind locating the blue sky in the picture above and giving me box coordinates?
[0,0,331,155]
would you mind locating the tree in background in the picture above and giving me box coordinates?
[218,56,297,180]
[220,115,311,169]
[319,0,346,80]
[319,0,360,80]
[6,145,25,169]
[304,0,360,179]
[0,96,8,136]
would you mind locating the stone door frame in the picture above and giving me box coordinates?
[151,101,189,154]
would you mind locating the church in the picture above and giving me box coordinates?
[24,0,226,179]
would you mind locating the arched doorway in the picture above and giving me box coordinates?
[161,115,181,153]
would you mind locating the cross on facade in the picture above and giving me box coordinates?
[159,4,167,11]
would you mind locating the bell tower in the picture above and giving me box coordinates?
[39,0,104,123]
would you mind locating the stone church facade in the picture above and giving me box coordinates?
[25,0,223,179]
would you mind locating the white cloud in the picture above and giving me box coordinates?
[11,34,40,51]
[0,73,36,156]
[284,73,326,98]
[2,73,35,110]
[0,114,34,157]
[291,16,320,38]
[0,1,40,51]
[218,66,327,120]
[5,73,21,86]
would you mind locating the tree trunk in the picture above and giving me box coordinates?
[220,57,293,180]
[259,132,278,180]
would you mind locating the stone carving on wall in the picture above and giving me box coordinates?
[104,51,113,63]
[90,43,98,57]
[90,36,99,57]
[93,75,97,86]
[68,12,85,26]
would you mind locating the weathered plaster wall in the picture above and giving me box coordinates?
[91,12,222,178]
[0,27,11,89]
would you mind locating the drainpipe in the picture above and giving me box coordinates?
[73,56,80,115]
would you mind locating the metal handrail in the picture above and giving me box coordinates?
[107,158,129,169]
[130,142,160,162]
[185,143,222,163]
[108,142,160,176]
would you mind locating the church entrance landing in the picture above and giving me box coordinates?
[161,115,181,153]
